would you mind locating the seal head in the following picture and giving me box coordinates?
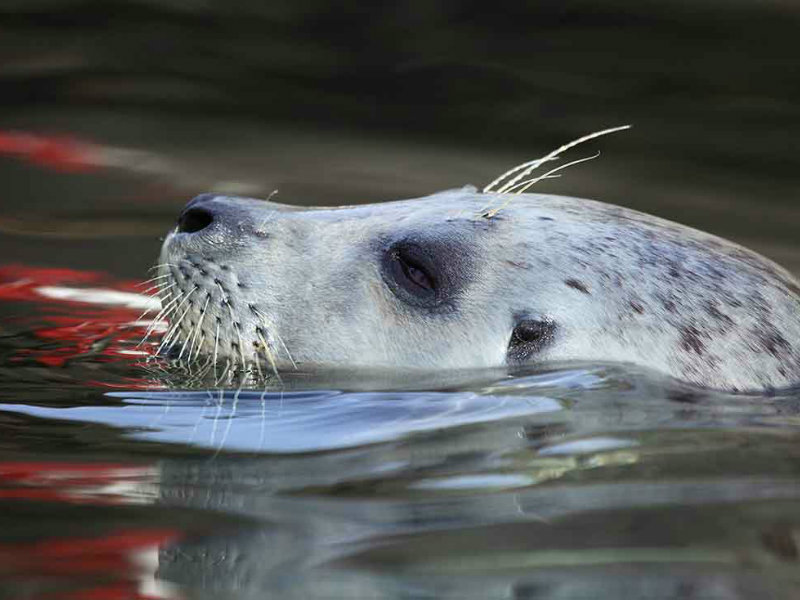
[156,187,800,392]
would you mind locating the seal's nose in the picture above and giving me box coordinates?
[177,206,213,233]
[176,194,220,234]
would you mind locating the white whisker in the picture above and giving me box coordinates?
[507,152,600,194]
[182,294,210,362]
[484,125,630,194]
[212,319,220,381]
[251,306,296,369]
[136,274,171,288]
[138,291,184,348]
[482,153,602,218]
[156,287,197,355]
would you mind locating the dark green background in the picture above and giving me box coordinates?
[1,0,798,276]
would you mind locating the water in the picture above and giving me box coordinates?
[3,265,800,599]
[2,1,800,598]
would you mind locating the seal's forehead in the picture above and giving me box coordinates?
[295,186,488,223]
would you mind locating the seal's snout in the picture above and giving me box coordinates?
[175,193,252,238]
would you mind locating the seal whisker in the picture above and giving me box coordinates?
[215,358,231,387]
[136,274,171,288]
[227,305,248,372]
[157,287,197,356]
[185,295,210,362]
[185,350,214,384]
[209,388,224,448]
[256,328,281,380]
[259,385,268,451]
[148,263,177,273]
[155,294,192,353]
[135,283,177,322]
[252,348,264,380]
[251,306,296,369]
[485,125,631,194]
[482,152,602,218]
[138,290,184,348]
[215,384,242,457]
[212,320,220,381]
[508,152,600,194]
[140,280,175,297]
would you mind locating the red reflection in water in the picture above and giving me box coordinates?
[0,131,99,173]
[0,462,158,505]
[0,527,181,600]
[0,264,160,383]
[0,461,180,599]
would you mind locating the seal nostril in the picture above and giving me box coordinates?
[177,207,213,234]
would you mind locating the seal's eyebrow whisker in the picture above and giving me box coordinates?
[483,156,558,195]
[483,125,631,194]
[508,152,600,195]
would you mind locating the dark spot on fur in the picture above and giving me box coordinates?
[756,329,791,359]
[538,216,554,221]
[564,279,590,294]
[629,300,645,314]
[704,301,734,327]
[667,260,681,279]
[504,260,530,269]
[680,326,706,355]
[725,297,743,308]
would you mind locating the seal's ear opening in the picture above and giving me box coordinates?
[507,317,557,364]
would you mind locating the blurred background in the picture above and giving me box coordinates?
[0,0,798,277]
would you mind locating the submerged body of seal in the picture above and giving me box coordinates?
[151,184,800,392]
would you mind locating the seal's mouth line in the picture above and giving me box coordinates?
[137,260,292,383]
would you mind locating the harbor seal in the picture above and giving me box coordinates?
[149,134,800,392]
[150,187,800,393]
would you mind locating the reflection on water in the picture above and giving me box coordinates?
[1,267,800,598]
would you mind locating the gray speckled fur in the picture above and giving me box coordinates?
[158,187,800,391]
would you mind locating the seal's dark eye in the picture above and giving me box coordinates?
[382,242,441,307]
[394,250,434,292]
